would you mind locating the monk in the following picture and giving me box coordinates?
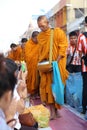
[7,43,22,62]
[24,31,39,97]
[20,38,28,61]
[37,15,68,119]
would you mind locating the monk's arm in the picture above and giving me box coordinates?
[57,29,68,62]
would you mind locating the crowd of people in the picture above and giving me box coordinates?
[0,15,87,130]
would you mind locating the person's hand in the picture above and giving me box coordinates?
[5,98,17,121]
[17,68,28,82]
[21,69,28,82]
[16,98,25,114]
[57,55,63,62]
[17,80,28,99]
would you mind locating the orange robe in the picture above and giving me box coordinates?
[7,45,22,62]
[20,46,26,61]
[7,50,14,60]
[37,28,68,105]
[24,39,39,94]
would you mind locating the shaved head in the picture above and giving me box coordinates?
[37,15,49,31]
[37,15,48,22]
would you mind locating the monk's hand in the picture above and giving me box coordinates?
[57,55,63,62]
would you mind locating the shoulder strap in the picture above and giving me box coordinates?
[49,29,54,64]
[69,47,76,64]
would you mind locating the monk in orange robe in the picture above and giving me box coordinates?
[7,43,17,60]
[37,15,69,119]
[7,43,22,62]
[20,38,28,61]
[24,31,39,97]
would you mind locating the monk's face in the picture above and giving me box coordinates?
[32,36,38,43]
[12,46,17,51]
[21,43,25,49]
[37,17,49,31]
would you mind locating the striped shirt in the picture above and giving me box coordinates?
[67,44,81,65]
[78,33,87,72]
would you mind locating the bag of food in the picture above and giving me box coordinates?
[19,112,37,127]
[24,104,50,128]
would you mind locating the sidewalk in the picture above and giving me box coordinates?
[33,98,87,130]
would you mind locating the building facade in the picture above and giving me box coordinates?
[46,0,87,34]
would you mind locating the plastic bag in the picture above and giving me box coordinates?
[24,105,50,128]
[52,61,64,105]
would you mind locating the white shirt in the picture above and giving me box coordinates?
[0,108,13,130]
[13,85,21,130]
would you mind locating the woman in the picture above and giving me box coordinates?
[0,54,17,130]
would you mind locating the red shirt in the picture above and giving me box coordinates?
[78,33,87,72]
[67,44,81,65]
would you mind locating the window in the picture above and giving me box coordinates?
[74,8,84,18]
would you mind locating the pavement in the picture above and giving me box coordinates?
[28,98,87,130]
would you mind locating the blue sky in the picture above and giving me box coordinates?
[0,0,60,53]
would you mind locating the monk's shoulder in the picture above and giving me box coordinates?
[54,27,64,34]
[37,32,43,38]
[25,39,31,46]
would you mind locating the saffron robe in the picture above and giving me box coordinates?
[37,28,68,104]
[7,45,22,62]
[20,46,26,61]
[24,39,39,94]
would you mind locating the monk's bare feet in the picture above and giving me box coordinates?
[50,114,56,120]
[42,102,46,106]
[56,112,61,118]
[55,108,61,118]
[50,109,57,120]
